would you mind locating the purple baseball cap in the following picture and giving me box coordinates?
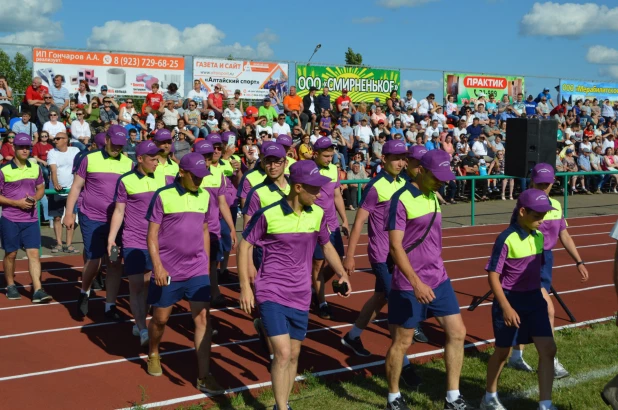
[407,145,428,160]
[516,189,556,213]
[13,133,32,146]
[420,150,455,181]
[313,137,335,150]
[179,152,211,178]
[94,132,107,149]
[262,142,286,159]
[107,125,127,146]
[276,134,293,147]
[153,129,172,142]
[135,140,162,157]
[220,131,235,144]
[382,140,407,155]
[194,140,214,155]
[206,133,222,145]
[531,163,555,184]
[289,160,331,187]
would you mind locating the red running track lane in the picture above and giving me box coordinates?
[0,214,615,410]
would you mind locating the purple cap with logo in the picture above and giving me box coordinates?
[135,140,162,157]
[262,142,286,159]
[153,129,172,142]
[313,137,335,150]
[420,150,455,181]
[194,140,214,155]
[382,140,407,155]
[206,133,222,145]
[220,131,235,144]
[14,133,32,147]
[289,160,331,187]
[407,145,428,160]
[94,132,107,149]
[107,125,127,146]
[530,163,555,184]
[179,152,211,178]
[516,188,556,213]
[276,134,293,147]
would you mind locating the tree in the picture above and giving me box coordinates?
[344,47,363,66]
[0,49,33,102]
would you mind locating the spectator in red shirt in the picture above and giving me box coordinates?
[207,83,228,122]
[146,83,163,111]
[33,131,53,185]
[336,89,356,115]
[550,101,568,117]
[1,132,16,164]
[24,77,48,119]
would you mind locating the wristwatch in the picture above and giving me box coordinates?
[576,260,585,266]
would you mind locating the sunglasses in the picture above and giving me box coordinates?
[126,101,133,104]
[53,137,66,141]
[77,113,84,116]
[213,146,223,151]
[44,97,52,99]
[50,114,58,117]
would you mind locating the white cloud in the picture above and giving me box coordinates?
[87,21,275,59]
[352,17,384,24]
[598,66,618,80]
[402,79,442,91]
[521,2,618,36]
[586,45,618,64]
[254,28,279,44]
[0,0,63,45]
[378,0,436,9]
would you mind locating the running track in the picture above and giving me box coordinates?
[0,214,616,410]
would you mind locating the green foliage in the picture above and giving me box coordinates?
[0,50,33,100]
[344,47,363,66]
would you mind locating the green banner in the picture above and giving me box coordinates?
[296,65,400,102]
[444,72,525,105]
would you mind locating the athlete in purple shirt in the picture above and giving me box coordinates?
[0,133,50,303]
[238,160,351,410]
[107,141,166,346]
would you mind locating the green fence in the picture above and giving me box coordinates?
[342,170,618,226]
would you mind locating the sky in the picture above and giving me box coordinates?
[3,0,618,99]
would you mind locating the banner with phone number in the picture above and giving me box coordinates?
[444,72,525,104]
[32,48,185,97]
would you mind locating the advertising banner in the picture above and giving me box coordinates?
[32,48,185,97]
[559,79,618,103]
[193,58,289,101]
[444,72,525,104]
[296,65,400,102]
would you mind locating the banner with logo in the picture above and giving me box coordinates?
[444,72,525,104]
[559,79,618,103]
[32,48,185,97]
[193,58,288,101]
[296,65,400,102]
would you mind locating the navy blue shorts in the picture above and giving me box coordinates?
[313,228,345,260]
[0,217,40,253]
[147,275,211,308]
[219,217,232,253]
[492,289,552,348]
[253,246,263,270]
[209,233,223,264]
[372,262,392,296]
[259,301,309,341]
[388,279,460,329]
[540,250,553,292]
[79,212,118,260]
[123,248,152,276]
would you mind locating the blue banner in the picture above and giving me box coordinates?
[559,79,618,103]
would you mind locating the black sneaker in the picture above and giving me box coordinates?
[32,288,52,303]
[77,292,89,316]
[400,364,422,389]
[444,395,472,410]
[318,304,332,320]
[386,396,410,410]
[6,285,21,300]
[91,273,104,291]
[219,269,231,283]
[341,332,371,357]
[104,305,127,321]
[413,327,429,343]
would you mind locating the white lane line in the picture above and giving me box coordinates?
[0,285,614,382]
[442,223,615,239]
[442,213,618,230]
[115,316,616,409]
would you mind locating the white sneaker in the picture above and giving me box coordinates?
[480,395,507,410]
[554,358,569,379]
[140,329,149,346]
[507,357,534,372]
[132,324,139,337]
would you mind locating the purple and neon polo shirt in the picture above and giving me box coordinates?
[114,169,166,250]
[313,162,341,232]
[360,170,405,264]
[243,199,330,311]
[201,167,225,238]
[538,197,567,251]
[486,223,545,291]
[154,156,180,185]
[0,160,44,223]
[243,177,290,218]
[237,165,267,200]
[76,150,133,222]
[146,182,211,281]
[387,184,447,291]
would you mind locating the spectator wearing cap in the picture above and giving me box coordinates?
[0,133,51,303]
[432,106,447,130]
[482,189,560,410]
[302,86,319,131]
[535,87,555,109]
[386,149,470,410]
[259,97,278,128]
[237,160,351,410]
[152,129,180,185]
[207,83,228,123]
[186,79,209,110]
[311,137,350,320]
[98,86,119,112]
[425,132,441,151]
[108,141,166,346]
[335,88,356,115]
[64,125,133,319]
[374,120,390,139]
[144,152,223,394]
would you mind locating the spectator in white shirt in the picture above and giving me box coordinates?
[401,90,418,115]
[472,134,491,161]
[355,118,373,146]
[186,80,209,110]
[69,109,91,150]
[417,93,435,116]
[42,111,66,138]
[272,113,291,137]
[223,100,243,129]
[445,95,459,123]
[401,106,415,129]
[432,106,447,130]
[453,120,468,142]
[425,119,441,138]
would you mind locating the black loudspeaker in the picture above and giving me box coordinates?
[505,118,558,178]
